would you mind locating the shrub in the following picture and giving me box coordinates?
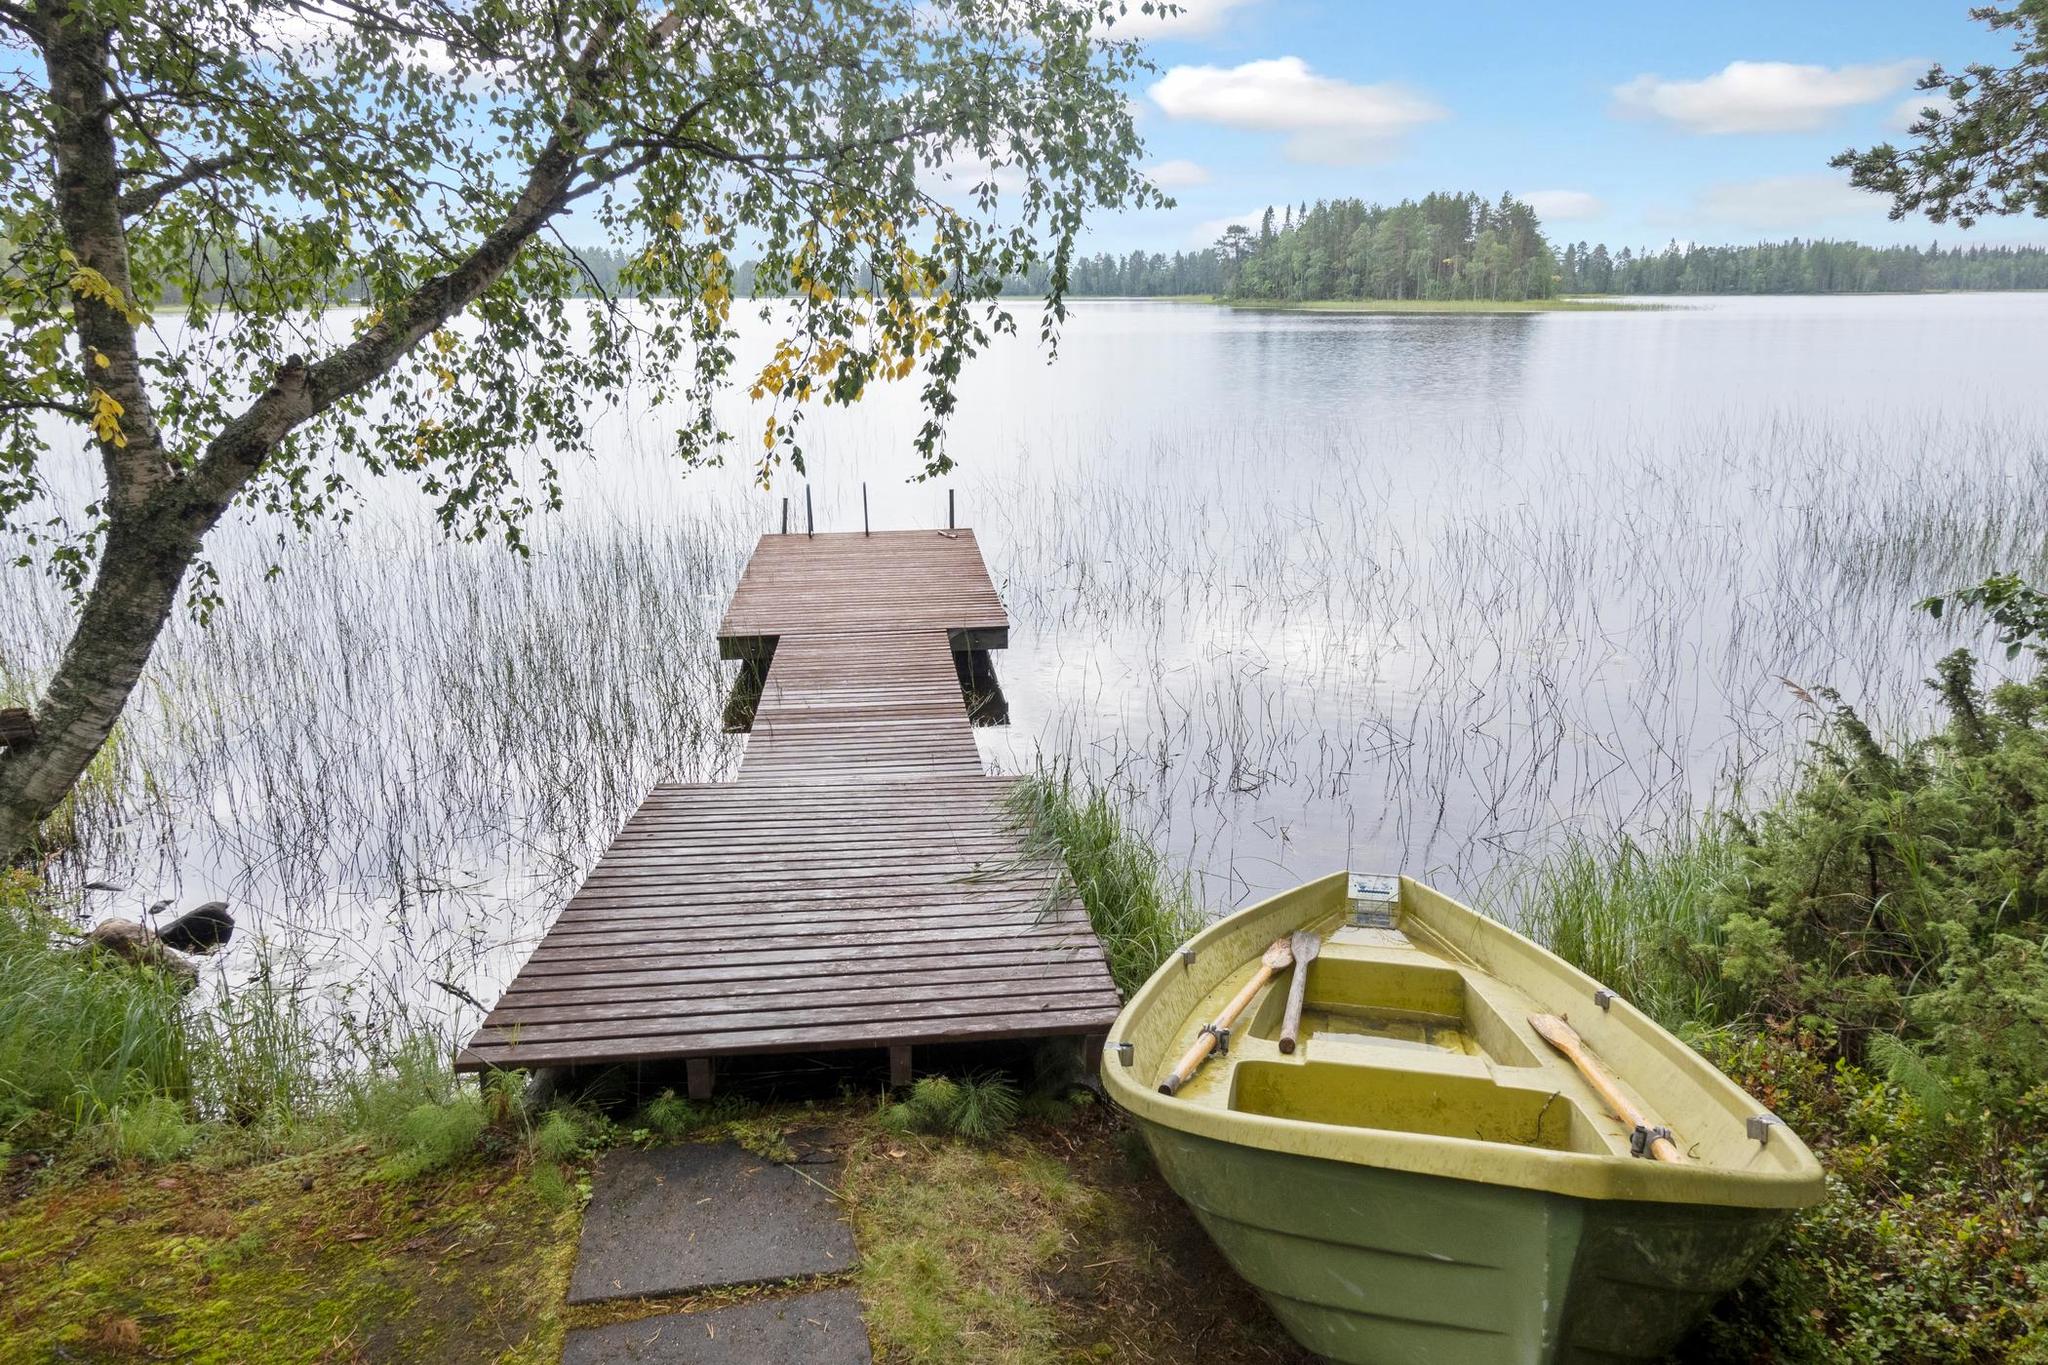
[93,1096,201,1163]
[1712,649,2048,1107]
[380,1095,488,1180]
[533,1108,593,1162]
[880,1073,1020,1142]
[637,1088,696,1139]
[341,1036,461,1141]
[1511,595,2048,1361]
[1682,1028,2048,1363]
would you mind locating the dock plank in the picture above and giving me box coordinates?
[459,529,1120,1075]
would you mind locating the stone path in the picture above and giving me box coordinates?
[561,1139,869,1364]
[560,1289,870,1365]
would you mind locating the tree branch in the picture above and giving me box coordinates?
[117,152,240,218]
[0,398,92,419]
[184,11,634,505]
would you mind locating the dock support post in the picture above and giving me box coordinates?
[862,482,869,537]
[947,488,955,530]
[888,1045,912,1088]
[686,1057,714,1101]
[806,486,814,538]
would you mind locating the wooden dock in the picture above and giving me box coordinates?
[457,529,1121,1089]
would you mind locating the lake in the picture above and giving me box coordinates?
[5,294,2044,1064]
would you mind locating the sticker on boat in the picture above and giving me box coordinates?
[1346,873,1400,926]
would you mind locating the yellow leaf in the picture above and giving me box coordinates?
[92,350,110,369]
[667,210,685,230]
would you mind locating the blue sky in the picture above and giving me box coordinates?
[1091,0,2046,254]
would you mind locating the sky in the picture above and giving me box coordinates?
[1090,0,2048,255]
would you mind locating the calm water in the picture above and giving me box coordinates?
[5,295,2045,1061]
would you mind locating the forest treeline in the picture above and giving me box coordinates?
[104,195,2048,307]
[1555,238,2048,293]
[995,194,2048,300]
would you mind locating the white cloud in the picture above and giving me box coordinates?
[1613,60,1920,134]
[1886,91,1951,131]
[1695,174,1883,229]
[1188,208,1262,247]
[1149,57,1445,164]
[1101,0,1263,39]
[1520,189,1604,221]
[1144,158,1211,190]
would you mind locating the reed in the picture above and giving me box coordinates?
[1005,767,1206,997]
[1,321,2043,1086]
[1486,828,1738,1031]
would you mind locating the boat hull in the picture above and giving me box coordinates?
[1140,1115,1789,1365]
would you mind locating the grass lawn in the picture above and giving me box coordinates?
[0,1098,1304,1365]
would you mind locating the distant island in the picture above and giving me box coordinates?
[999,191,2048,303]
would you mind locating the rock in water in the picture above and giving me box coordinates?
[84,919,199,987]
[157,900,233,953]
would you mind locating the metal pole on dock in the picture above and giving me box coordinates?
[948,488,955,530]
[806,486,814,538]
[863,483,870,537]
[781,497,789,535]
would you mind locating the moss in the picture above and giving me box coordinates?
[4,1097,1305,1364]
[0,1142,581,1364]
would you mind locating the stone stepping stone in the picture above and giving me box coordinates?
[567,1143,856,1304]
[561,1288,870,1364]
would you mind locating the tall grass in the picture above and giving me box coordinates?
[0,872,192,1142]
[1005,768,1206,996]
[1489,829,1738,1030]
[0,872,455,1156]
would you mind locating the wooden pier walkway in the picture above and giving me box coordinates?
[457,530,1121,1088]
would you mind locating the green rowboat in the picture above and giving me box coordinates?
[1102,872,1824,1364]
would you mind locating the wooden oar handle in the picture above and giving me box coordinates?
[1160,951,1289,1094]
[1529,1012,1688,1164]
[1278,962,1311,1054]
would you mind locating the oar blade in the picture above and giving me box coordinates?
[1527,1012,1579,1054]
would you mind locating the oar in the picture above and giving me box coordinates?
[1277,930,1321,1054]
[1528,1013,1687,1163]
[1160,938,1294,1095]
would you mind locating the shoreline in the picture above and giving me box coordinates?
[1030,294,1660,313]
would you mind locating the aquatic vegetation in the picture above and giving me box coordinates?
[1006,768,1206,997]
[3,303,2046,1139]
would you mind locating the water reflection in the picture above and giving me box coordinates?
[3,296,2045,1066]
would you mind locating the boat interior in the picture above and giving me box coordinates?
[1145,876,1808,1180]
[1222,929,1622,1156]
